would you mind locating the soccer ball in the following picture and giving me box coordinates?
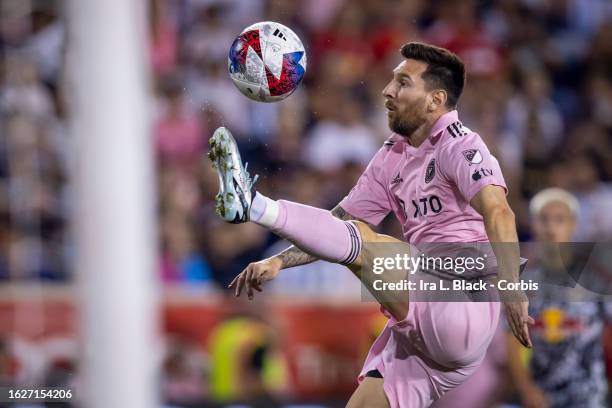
[228,21,307,103]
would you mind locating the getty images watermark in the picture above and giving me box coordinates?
[358,242,611,302]
[370,253,539,293]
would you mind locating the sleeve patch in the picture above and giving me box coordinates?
[462,149,483,165]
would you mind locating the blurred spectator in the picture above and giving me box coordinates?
[149,0,179,75]
[505,68,565,200]
[508,188,611,407]
[566,152,612,241]
[181,3,236,65]
[154,74,204,165]
[426,0,503,77]
[303,92,377,172]
[161,336,207,405]
[0,337,14,386]
[160,211,213,286]
[0,56,54,119]
[21,5,64,85]
[208,315,287,404]
[585,69,612,130]
[204,219,268,287]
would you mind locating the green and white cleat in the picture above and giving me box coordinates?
[208,127,258,223]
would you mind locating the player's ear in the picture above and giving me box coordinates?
[428,89,447,112]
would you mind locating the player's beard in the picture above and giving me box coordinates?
[388,99,428,137]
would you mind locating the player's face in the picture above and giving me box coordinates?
[534,202,576,243]
[382,59,431,136]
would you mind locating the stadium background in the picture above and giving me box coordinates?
[0,0,610,407]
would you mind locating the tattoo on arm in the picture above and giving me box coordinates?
[276,246,318,269]
[274,205,356,269]
[331,205,353,220]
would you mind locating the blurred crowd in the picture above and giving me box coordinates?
[0,1,611,406]
[0,0,611,289]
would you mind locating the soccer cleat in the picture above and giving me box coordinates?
[208,127,258,223]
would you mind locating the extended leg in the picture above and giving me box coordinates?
[252,194,410,320]
[210,127,410,319]
[346,220,411,321]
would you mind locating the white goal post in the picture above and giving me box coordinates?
[68,1,158,407]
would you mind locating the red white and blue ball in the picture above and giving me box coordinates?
[228,21,307,103]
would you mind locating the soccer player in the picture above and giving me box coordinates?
[507,188,612,408]
[210,42,533,407]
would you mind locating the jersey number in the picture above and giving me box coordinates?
[399,195,443,218]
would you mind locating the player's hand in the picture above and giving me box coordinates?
[519,381,549,408]
[503,297,534,348]
[228,257,282,300]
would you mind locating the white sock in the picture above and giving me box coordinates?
[249,192,279,228]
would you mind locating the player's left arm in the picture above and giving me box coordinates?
[471,185,534,348]
[437,130,534,347]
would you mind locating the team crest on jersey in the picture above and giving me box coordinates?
[462,149,483,165]
[425,159,435,183]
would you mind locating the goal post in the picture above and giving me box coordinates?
[67,1,158,407]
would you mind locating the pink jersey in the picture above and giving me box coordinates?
[340,110,506,243]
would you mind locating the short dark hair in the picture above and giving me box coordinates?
[400,42,466,108]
